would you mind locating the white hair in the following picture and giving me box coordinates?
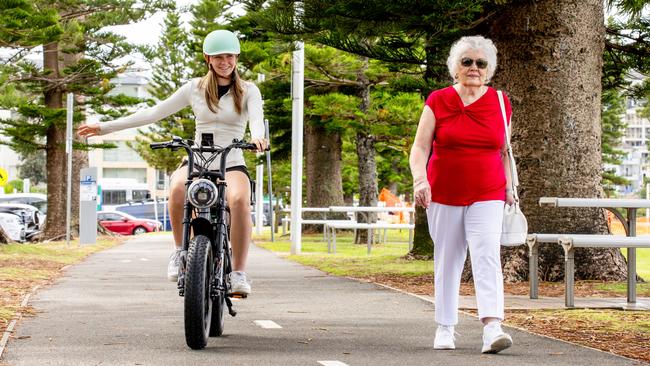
[446,36,498,83]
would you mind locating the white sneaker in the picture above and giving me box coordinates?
[167,249,181,282]
[434,325,456,350]
[229,271,251,296]
[482,322,512,354]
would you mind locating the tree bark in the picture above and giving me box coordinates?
[407,206,433,259]
[487,0,627,281]
[43,42,67,240]
[355,58,378,243]
[304,123,345,231]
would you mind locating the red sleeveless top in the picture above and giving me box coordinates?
[425,86,512,206]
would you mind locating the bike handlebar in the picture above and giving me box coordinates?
[148,138,268,179]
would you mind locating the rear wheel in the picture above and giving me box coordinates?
[133,226,147,235]
[184,235,213,349]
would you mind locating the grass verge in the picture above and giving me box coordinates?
[0,236,126,339]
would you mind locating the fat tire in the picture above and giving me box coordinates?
[184,235,213,349]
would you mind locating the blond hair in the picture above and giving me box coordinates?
[198,65,244,114]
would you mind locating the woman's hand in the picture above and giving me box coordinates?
[77,123,101,138]
[250,137,269,152]
[413,178,431,208]
[505,189,516,206]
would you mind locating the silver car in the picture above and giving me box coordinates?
[0,212,26,242]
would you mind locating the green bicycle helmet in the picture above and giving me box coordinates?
[202,30,240,56]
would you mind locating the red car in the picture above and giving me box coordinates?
[97,211,161,235]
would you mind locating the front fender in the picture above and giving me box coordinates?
[191,217,213,243]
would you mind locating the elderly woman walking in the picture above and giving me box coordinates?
[409,36,514,354]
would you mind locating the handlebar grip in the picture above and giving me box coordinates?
[150,142,168,150]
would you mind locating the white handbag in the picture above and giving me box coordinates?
[497,91,528,246]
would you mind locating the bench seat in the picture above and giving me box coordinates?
[527,233,650,307]
[325,221,415,254]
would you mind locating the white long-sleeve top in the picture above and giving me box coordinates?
[98,78,265,169]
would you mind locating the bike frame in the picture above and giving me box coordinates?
[151,138,256,298]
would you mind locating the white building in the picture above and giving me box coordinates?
[0,110,21,189]
[87,71,168,199]
[611,98,650,195]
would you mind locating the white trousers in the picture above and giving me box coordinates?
[426,200,505,325]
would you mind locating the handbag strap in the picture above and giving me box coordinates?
[497,90,520,202]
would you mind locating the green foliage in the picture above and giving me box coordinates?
[0,0,62,48]
[3,179,22,194]
[18,150,46,185]
[601,87,629,196]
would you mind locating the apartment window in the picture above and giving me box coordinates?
[156,170,167,190]
[102,190,127,205]
[103,168,147,183]
[103,140,144,162]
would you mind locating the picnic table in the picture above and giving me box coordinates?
[539,197,650,304]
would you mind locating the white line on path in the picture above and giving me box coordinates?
[318,361,349,366]
[253,320,282,329]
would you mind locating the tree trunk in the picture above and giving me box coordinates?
[407,206,433,259]
[355,58,378,243]
[43,42,67,240]
[304,123,345,232]
[488,0,627,281]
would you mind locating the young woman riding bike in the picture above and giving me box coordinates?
[78,29,268,297]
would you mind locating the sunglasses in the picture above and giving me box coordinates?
[460,57,488,69]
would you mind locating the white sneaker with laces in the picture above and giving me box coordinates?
[482,322,513,354]
[434,325,456,350]
[167,249,181,282]
[229,271,251,296]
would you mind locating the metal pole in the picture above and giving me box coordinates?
[65,93,73,247]
[290,42,304,255]
[265,119,274,242]
[255,164,263,234]
[153,169,159,224]
[163,174,168,231]
[645,183,650,220]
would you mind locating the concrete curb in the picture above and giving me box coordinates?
[0,286,38,360]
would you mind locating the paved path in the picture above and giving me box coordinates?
[2,235,646,365]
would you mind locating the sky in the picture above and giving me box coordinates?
[104,0,199,70]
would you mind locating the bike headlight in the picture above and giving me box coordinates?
[187,179,218,208]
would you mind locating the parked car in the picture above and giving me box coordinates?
[97,211,162,235]
[0,203,44,239]
[0,193,47,215]
[0,212,26,242]
[114,201,171,231]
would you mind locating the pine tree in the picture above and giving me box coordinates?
[129,7,195,174]
[0,0,169,239]
[249,0,650,279]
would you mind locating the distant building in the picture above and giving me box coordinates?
[0,110,21,192]
[87,71,168,199]
[610,98,650,195]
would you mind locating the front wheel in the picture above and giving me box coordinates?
[209,247,228,337]
[184,235,213,349]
